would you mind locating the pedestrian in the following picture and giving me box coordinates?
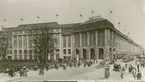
[104,66,110,79]
[125,63,127,69]
[46,66,48,71]
[136,61,140,71]
[120,66,125,79]
[23,67,28,77]
[132,67,137,80]
[128,64,133,73]
[137,71,142,80]
[19,68,24,77]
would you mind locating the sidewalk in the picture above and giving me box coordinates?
[0,70,39,82]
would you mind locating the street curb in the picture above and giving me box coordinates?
[5,75,41,82]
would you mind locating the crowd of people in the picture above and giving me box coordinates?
[3,59,96,77]
[2,58,145,80]
[117,60,144,80]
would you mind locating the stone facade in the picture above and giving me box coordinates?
[3,17,143,60]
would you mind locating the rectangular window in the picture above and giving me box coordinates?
[98,30,105,46]
[50,54,54,60]
[89,31,96,46]
[19,55,22,60]
[63,36,66,47]
[9,41,12,48]
[63,49,66,54]
[14,55,17,60]
[10,50,12,54]
[14,36,17,48]
[19,36,22,48]
[28,35,33,48]
[68,49,71,54]
[34,55,37,60]
[24,55,27,60]
[68,36,71,47]
[29,55,32,60]
[82,32,87,46]
[74,33,80,47]
[55,29,60,32]
[23,35,27,48]
[55,37,59,46]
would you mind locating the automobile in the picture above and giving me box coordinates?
[122,57,129,62]
[113,63,121,71]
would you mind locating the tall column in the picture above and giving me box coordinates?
[87,32,90,46]
[27,35,29,49]
[17,35,19,53]
[12,35,14,60]
[66,36,68,56]
[72,34,75,58]
[79,33,82,59]
[22,34,24,56]
[95,30,98,59]
[59,33,63,58]
[87,32,90,59]
[104,29,109,60]
[80,33,82,47]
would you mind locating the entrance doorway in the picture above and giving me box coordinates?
[99,48,104,59]
[90,48,95,59]
[83,49,87,59]
[76,49,80,60]
[109,48,112,59]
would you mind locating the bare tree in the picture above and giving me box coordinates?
[30,26,55,65]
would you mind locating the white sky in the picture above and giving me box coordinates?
[0,0,145,47]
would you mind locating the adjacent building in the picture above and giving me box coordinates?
[2,16,143,60]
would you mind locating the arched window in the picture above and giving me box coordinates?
[19,50,22,55]
[24,50,27,54]
[83,49,87,59]
[90,48,95,59]
[99,48,104,59]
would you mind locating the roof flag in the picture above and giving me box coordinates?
[91,10,94,13]
[37,16,40,19]
[4,19,6,22]
[109,10,113,14]
[80,14,83,17]
[56,14,59,17]
[20,18,24,21]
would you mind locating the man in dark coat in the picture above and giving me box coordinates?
[137,71,142,80]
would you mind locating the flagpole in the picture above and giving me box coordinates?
[118,22,120,31]
[20,18,24,24]
[80,14,83,23]
[109,10,111,21]
[56,14,58,23]
[124,29,126,35]
[91,10,92,17]
[109,10,113,21]
[37,16,40,23]
[91,10,95,18]
[3,19,7,35]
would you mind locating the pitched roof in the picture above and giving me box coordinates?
[80,17,106,25]
[16,22,60,31]
[73,17,114,32]
[60,23,80,35]
[15,22,80,31]
[59,23,80,29]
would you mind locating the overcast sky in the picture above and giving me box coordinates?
[0,0,145,46]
